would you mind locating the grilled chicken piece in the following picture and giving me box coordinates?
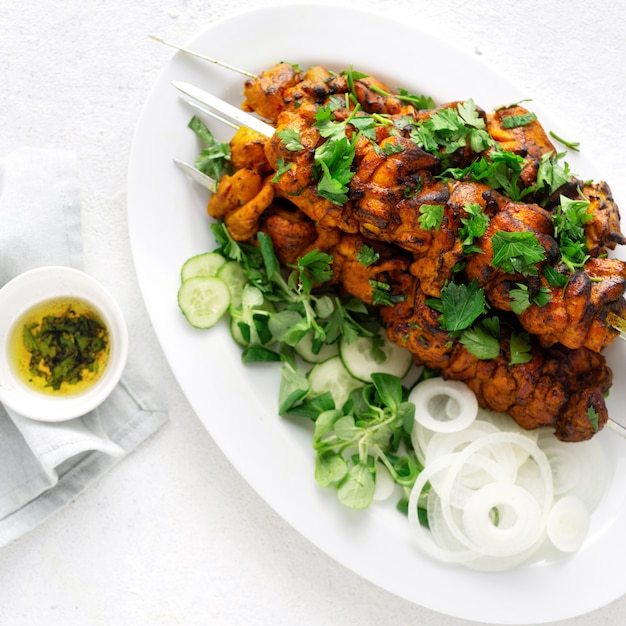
[514,257,626,351]
[265,107,358,232]
[442,326,610,442]
[242,62,416,123]
[206,168,262,220]
[260,206,318,265]
[242,62,302,122]
[580,180,626,254]
[331,234,411,304]
[206,168,274,241]
[381,271,455,371]
[351,134,440,236]
[463,190,560,290]
[486,104,557,187]
[230,126,272,175]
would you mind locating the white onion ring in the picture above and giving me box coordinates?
[410,377,478,433]
[462,482,544,557]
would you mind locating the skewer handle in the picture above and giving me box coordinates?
[172,81,274,138]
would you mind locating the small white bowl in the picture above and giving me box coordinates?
[0,266,129,421]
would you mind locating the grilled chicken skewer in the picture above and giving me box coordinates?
[174,80,626,352]
[172,69,626,441]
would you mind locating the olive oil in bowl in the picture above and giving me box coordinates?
[9,297,110,396]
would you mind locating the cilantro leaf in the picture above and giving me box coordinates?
[458,316,500,360]
[459,202,489,253]
[277,128,305,151]
[509,330,532,365]
[587,405,599,433]
[553,193,592,272]
[508,283,552,314]
[188,115,231,181]
[490,231,546,276]
[418,204,444,230]
[439,280,489,332]
[356,245,380,267]
[315,136,356,205]
[501,112,538,128]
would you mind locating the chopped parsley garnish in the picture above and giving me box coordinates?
[509,330,533,364]
[434,280,489,332]
[188,116,231,181]
[508,283,552,314]
[501,111,538,128]
[277,128,305,151]
[356,245,380,267]
[459,203,489,254]
[22,307,109,391]
[410,100,495,160]
[458,316,500,360]
[446,150,530,202]
[490,231,546,276]
[549,130,581,152]
[553,193,592,272]
[587,405,600,432]
[418,204,444,230]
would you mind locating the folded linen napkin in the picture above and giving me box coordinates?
[0,147,168,546]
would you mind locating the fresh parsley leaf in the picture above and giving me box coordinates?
[587,405,599,432]
[356,245,380,267]
[277,128,305,151]
[549,130,581,152]
[271,158,293,183]
[490,231,546,276]
[446,150,529,201]
[188,115,231,180]
[509,330,532,365]
[535,152,572,197]
[459,203,489,253]
[458,316,500,360]
[315,135,356,205]
[292,249,334,294]
[438,280,489,332]
[418,204,444,230]
[508,283,552,314]
[553,193,592,272]
[501,112,538,128]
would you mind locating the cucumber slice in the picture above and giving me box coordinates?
[339,330,413,382]
[307,355,364,409]
[180,252,226,282]
[294,331,339,363]
[178,276,230,329]
[229,299,276,347]
[217,260,248,308]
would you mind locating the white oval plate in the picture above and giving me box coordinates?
[127,5,626,623]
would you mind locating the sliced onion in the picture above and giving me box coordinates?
[406,380,606,571]
[547,495,590,552]
[462,482,544,557]
[538,430,608,510]
[410,377,478,433]
[407,453,477,564]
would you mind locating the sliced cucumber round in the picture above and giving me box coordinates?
[339,330,413,382]
[178,276,230,329]
[307,355,364,410]
[217,260,248,308]
[294,331,339,363]
[180,252,226,282]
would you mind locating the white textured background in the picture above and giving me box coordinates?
[1,1,626,624]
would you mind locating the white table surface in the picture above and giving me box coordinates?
[2,1,626,624]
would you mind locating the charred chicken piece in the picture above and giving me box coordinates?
[442,326,610,442]
[486,104,558,188]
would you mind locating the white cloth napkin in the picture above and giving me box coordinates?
[0,147,168,546]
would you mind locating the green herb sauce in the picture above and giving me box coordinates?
[10,297,110,395]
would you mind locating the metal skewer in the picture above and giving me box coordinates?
[149,35,257,79]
